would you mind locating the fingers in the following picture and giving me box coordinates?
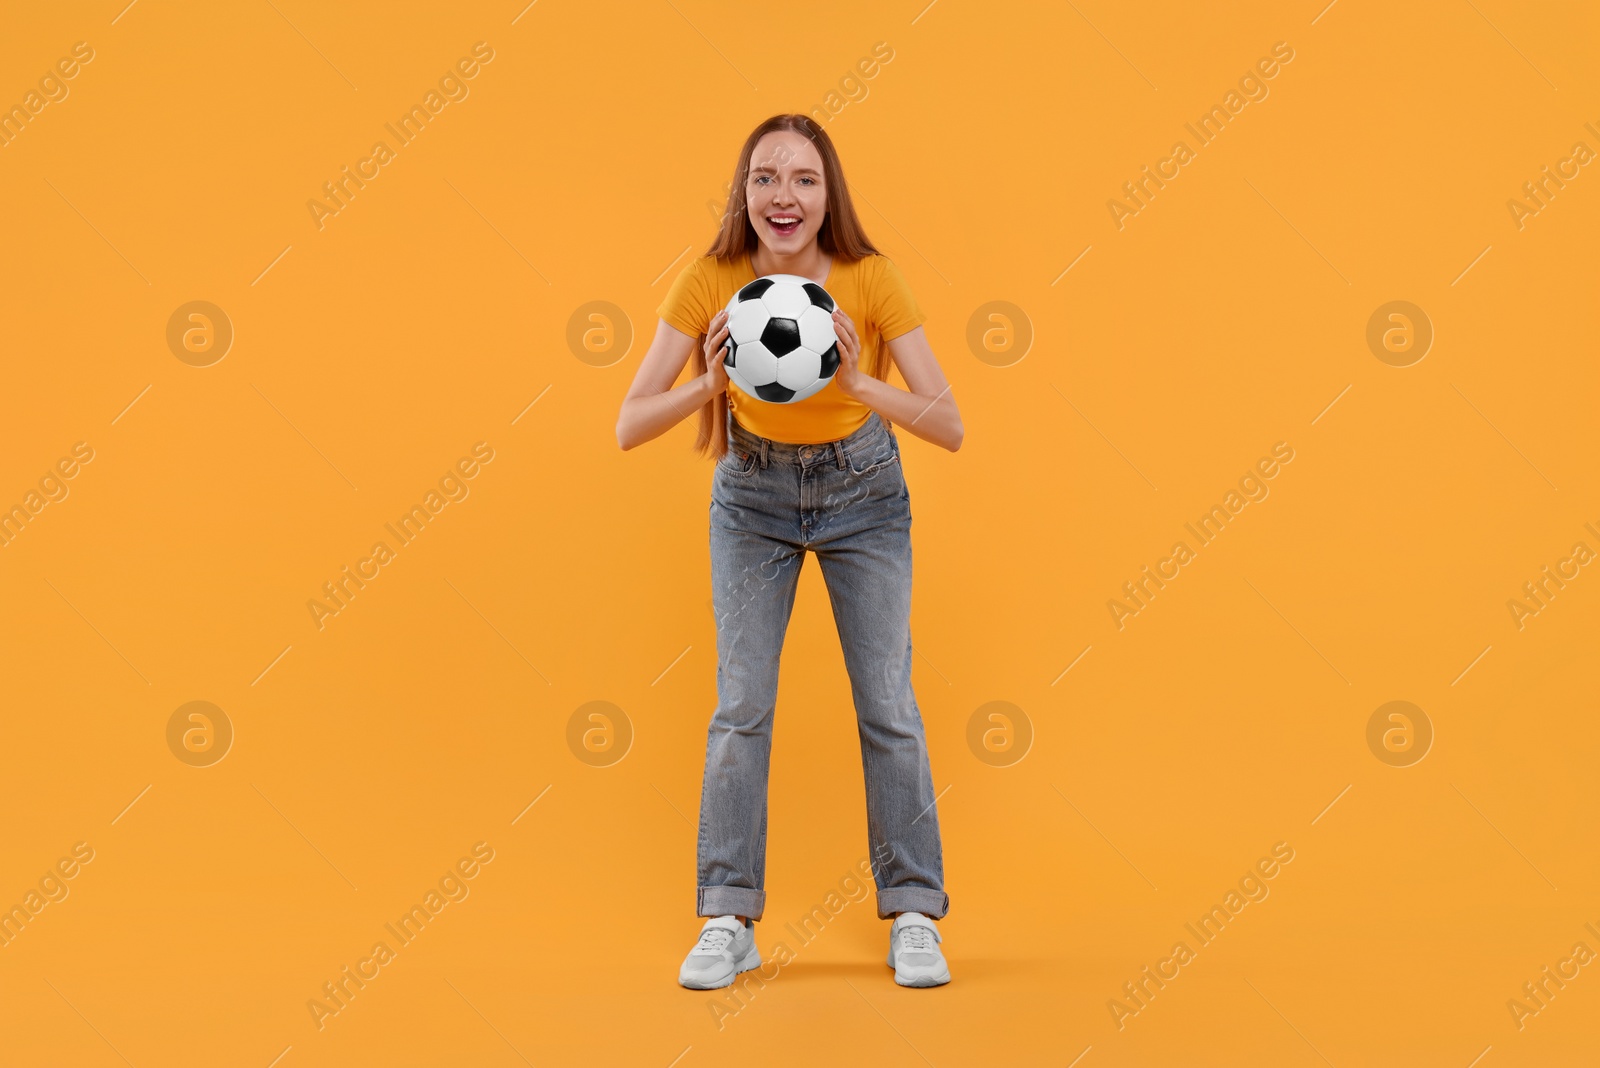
[706,320,730,357]
[831,309,859,362]
[708,343,730,377]
[831,308,859,346]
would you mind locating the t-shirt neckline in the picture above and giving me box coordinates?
[745,249,835,290]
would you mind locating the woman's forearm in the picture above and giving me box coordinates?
[847,376,964,451]
[617,373,718,450]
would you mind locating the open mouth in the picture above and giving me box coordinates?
[766,215,802,236]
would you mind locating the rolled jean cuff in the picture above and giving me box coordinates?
[699,885,766,921]
[877,887,949,920]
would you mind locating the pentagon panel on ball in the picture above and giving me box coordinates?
[721,274,841,405]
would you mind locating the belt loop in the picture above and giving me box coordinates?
[832,439,846,470]
[759,438,769,469]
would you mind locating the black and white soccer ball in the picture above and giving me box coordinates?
[721,274,840,404]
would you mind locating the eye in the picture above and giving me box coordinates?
[799,177,816,185]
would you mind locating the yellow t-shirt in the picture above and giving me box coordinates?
[656,251,927,444]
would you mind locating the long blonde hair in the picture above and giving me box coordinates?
[692,114,882,460]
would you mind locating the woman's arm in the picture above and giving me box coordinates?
[833,316,964,452]
[616,312,730,451]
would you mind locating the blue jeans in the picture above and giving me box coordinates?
[698,410,949,921]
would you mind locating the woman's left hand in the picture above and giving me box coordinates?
[832,308,863,397]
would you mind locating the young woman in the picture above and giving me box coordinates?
[616,114,963,989]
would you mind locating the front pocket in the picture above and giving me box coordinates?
[846,440,900,478]
[719,448,757,476]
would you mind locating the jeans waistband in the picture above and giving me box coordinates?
[728,410,894,471]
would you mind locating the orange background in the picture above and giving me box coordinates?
[1,1,1596,1065]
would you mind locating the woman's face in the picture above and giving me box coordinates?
[745,130,828,256]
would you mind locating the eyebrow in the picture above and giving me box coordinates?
[750,164,821,176]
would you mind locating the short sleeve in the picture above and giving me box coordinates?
[656,257,715,338]
[871,256,927,341]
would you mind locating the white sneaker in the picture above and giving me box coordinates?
[887,912,950,987]
[678,915,761,989]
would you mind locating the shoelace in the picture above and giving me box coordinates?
[696,928,735,953]
[899,924,934,952]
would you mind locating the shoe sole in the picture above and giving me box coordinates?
[679,943,762,990]
[893,970,951,987]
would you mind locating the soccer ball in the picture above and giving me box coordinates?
[721,274,840,404]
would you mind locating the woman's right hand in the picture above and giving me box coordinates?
[704,309,731,393]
